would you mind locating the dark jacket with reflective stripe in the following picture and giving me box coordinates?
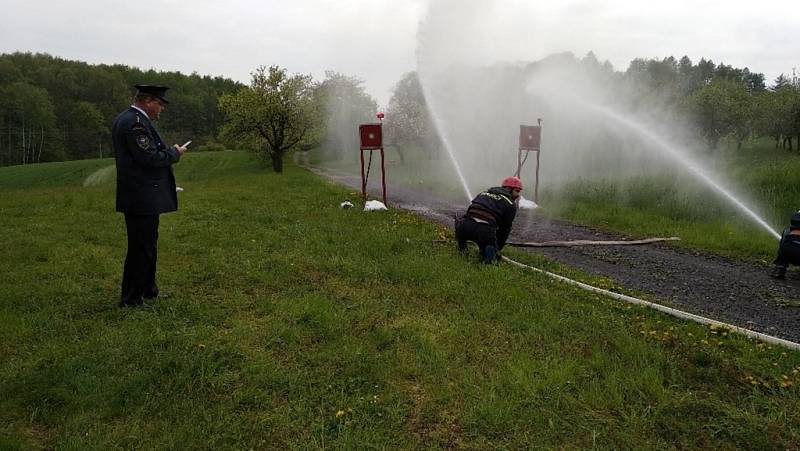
[113,107,180,215]
[466,186,518,249]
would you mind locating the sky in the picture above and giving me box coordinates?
[1,0,798,107]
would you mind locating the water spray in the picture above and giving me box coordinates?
[417,77,473,201]
[574,100,781,240]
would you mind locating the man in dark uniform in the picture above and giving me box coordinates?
[455,176,521,264]
[113,84,188,306]
[770,211,800,279]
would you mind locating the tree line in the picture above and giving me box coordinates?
[624,54,799,151]
[3,51,798,170]
[0,53,379,173]
[0,52,242,167]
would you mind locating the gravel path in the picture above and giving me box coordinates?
[313,167,800,344]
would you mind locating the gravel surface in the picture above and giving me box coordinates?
[313,167,800,344]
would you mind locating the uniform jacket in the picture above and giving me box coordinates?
[466,186,518,249]
[113,106,180,214]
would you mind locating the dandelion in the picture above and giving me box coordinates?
[336,410,345,417]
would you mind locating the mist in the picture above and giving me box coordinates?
[312,1,779,237]
[411,0,778,236]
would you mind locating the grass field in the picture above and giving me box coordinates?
[2,151,800,449]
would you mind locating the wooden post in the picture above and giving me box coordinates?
[534,149,540,203]
[380,148,387,205]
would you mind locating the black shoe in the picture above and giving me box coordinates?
[770,265,787,280]
[482,246,498,264]
[119,297,144,307]
[143,286,159,299]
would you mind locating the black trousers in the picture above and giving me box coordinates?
[774,241,800,268]
[121,214,160,304]
[455,216,498,263]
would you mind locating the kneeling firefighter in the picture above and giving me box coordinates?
[770,211,800,279]
[455,176,522,263]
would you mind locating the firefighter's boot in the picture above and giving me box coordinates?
[771,265,787,280]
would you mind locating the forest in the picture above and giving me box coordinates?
[0,52,242,166]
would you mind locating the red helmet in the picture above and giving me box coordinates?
[501,176,522,190]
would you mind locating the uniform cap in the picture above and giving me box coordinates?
[134,84,170,104]
[501,176,523,190]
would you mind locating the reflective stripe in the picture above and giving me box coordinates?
[479,191,514,205]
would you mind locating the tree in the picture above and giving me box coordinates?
[772,74,793,91]
[219,65,319,173]
[774,87,800,150]
[683,79,753,150]
[624,57,683,111]
[384,72,439,163]
[64,101,107,159]
[757,76,800,150]
[0,80,59,163]
[315,71,378,161]
[744,71,766,94]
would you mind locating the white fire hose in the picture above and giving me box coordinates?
[502,256,800,351]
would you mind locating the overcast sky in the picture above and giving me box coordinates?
[1,0,798,106]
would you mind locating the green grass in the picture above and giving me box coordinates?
[2,151,800,449]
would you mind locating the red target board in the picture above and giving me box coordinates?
[519,125,541,151]
[359,123,382,150]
